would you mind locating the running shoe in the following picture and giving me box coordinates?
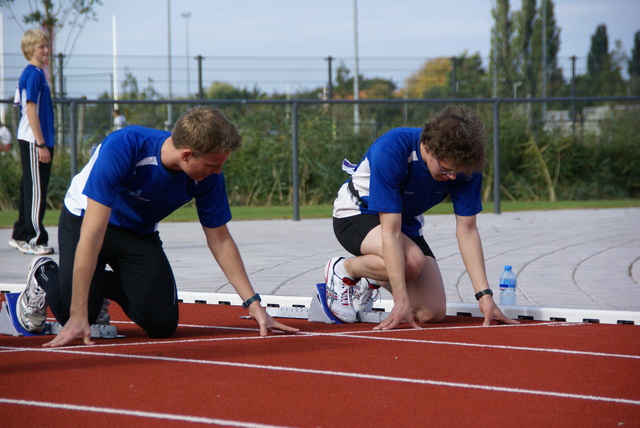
[95,299,111,325]
[9,239,29,253]
[26,244,55,255]
[324,257,358,323]
[17,257,57,333]
[353,278,380,312]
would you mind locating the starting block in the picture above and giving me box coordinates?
[0,292,120,339]
[47,321,119,339]
[265,283,390,324]
[0,293,48,337]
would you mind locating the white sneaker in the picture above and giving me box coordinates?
[27,244,55,255]
[323,257,358,323]
[353,278,380,312]
[17,257,57,333]
[95,299,111,325]
[9,239,30,253]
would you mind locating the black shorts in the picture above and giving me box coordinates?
[333,214,435,258]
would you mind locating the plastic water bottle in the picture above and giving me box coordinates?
[499,266,517,305]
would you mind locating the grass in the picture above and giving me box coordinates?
[0,199,638,228]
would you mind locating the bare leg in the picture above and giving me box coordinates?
[342,225,446,323]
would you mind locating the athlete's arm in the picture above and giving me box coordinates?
[25,101,50,164]
[43,199,112,347]
[373,212,420,330]
[455,214,518,326]
[202,224,299,336]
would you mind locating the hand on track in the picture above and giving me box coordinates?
[479,297,520,326]
[43,316,94,347]
[250,306,300,336]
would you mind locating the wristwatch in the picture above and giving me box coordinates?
[35,142,46,148]
[474,289,494,301]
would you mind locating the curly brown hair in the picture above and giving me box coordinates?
[420,106,487,176]
[172,106,242,157]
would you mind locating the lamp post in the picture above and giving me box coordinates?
[166,0,173,129]
[181,12,191,98]
[353,0,360,134]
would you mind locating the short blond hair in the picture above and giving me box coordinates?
[21,29,49,61]
[172,107,242,157]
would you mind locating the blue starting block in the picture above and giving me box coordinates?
[265,283,391,324]
[309,283,344,324]
[0,292,120,338]
[0,293,48,337]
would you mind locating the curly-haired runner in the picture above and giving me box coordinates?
[325,106,517,329]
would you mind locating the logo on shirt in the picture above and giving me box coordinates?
[127,189,150,202]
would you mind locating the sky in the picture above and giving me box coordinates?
[2,0,639,60]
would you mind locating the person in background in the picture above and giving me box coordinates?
[16,106,299,347]
[0,120,12,153]
[9,29,55,256]
[112,108,127,131]
[324,106,518,329]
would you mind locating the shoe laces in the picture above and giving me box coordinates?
[96,299,111,324]
[25,280,47,315]
[356,280,380,306]
[327,275,356,306]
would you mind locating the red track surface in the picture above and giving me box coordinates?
[1,301,639,427]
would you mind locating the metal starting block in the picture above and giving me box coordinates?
[265,283,390,324]
[0,292,120,338]
[47,321,119,339]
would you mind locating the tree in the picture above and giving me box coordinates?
[205,82,264,100]
[586,24,625,96]
[531,0,563,97]
[513,0,537,97]
[451,52,490,98]
[491,0,517,97]
[1,0,103,96]
[404,57,451,99]
[587,24,609,78]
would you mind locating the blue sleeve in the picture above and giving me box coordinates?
[367,140,406,214]
[22,68,43,103]
[83,135,135,208]
[193,173,232,229]
[450,172,483,216]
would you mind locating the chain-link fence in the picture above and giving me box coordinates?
[1,53,600,101]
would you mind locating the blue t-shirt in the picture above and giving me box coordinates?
[333,127,482,237]
[14,64,55,146]
[64,126,231,233]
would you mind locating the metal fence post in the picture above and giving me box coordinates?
[69,100,78,179]
[325,56,333,100]
[493,99,501,214]
[196,55,204,100]
[291,101,300,221]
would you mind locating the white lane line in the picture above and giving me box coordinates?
[1,322,637,360]
[4,348,640,406]
[317,332,640,360]
[0,398,291,428]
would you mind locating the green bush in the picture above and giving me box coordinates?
[1,101,637,210]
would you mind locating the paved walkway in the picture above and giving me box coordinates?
[2,208,639,313]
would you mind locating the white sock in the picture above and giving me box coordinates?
[334,259,356,281]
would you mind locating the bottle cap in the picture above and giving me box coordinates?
[504,265,512,270]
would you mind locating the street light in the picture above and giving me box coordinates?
[181,12,192,98]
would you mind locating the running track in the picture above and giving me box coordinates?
[1,302,639,427]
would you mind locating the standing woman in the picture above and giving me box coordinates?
[10,29,55,255]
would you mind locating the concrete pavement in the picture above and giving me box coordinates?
[2,208,639,322]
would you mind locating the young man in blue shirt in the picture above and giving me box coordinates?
[10,29,55,256]
[17,106,299,346]
[326,106,516,328]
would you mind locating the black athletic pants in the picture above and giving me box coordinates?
[40,206,179,338]
[12,140,53,246]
